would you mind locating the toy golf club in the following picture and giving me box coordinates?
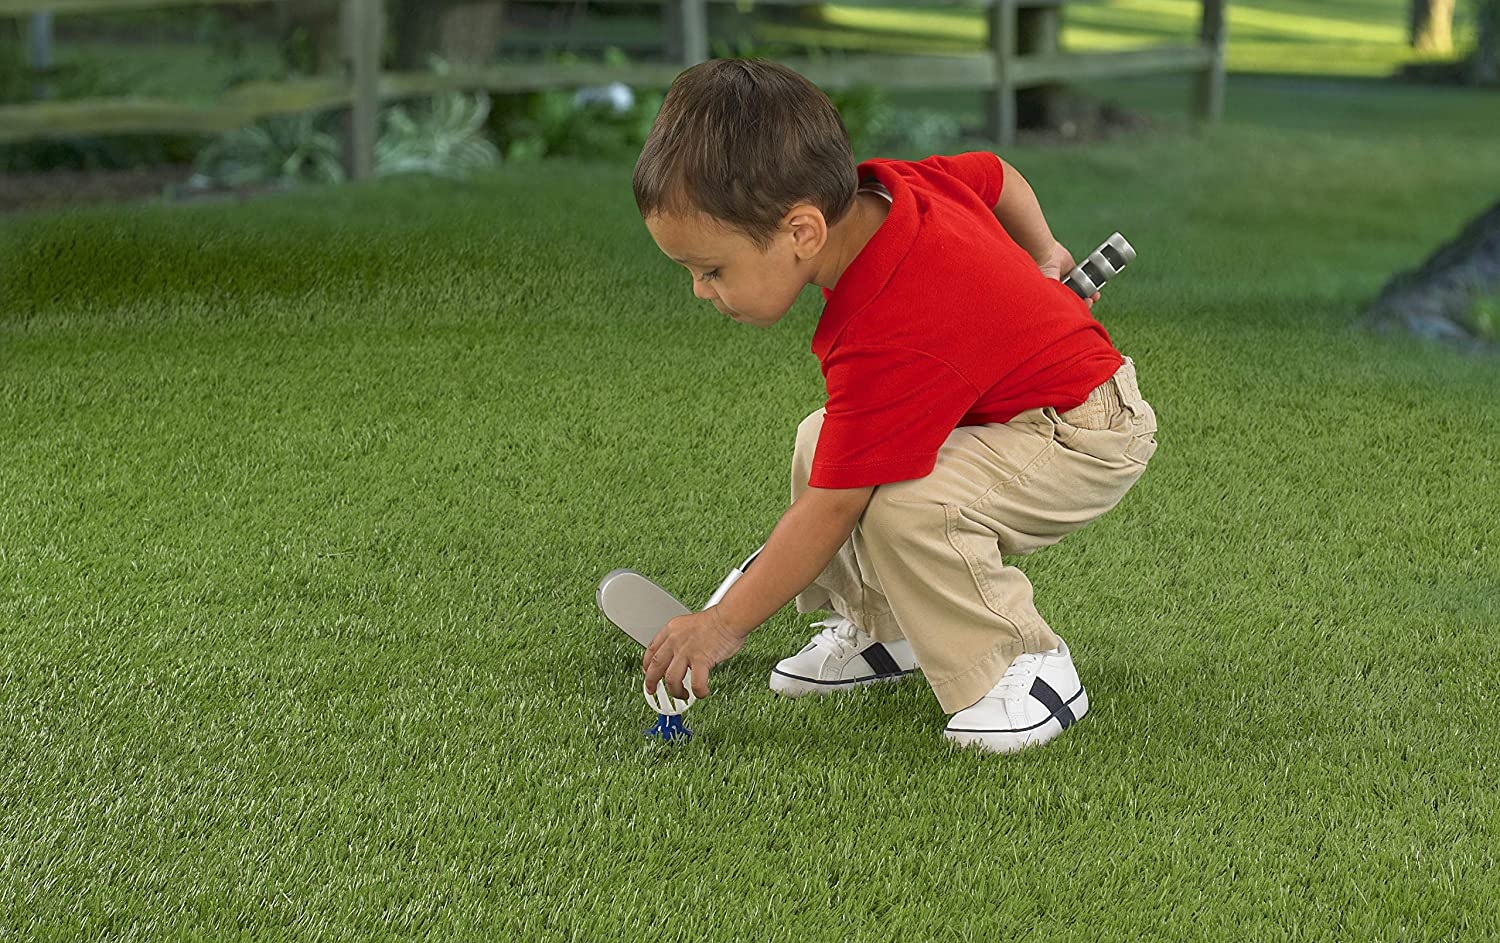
[1063,232,1135,299]
[596,569,691,648]
[598,547,763,741]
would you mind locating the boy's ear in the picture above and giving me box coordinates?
[783,203,828,260]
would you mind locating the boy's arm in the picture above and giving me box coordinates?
[992,157,1096,301]
[992,156,1056,266]
[643,484,874,699]
[716,484,873,632]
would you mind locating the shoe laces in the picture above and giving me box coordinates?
[990,651,1045,702]
[810,615,865,658]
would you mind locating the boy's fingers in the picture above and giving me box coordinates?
[644,638,670,688]
[689,661,711,699]
[664,654,691,701]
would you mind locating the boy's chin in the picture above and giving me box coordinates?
[729,307,789,327]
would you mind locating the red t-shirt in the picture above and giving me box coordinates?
[809,152,1124,489]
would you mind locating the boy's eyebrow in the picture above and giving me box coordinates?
[671,255,716,265]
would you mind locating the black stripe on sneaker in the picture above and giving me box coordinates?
[860,643,902,677]
[1028,677,1076,729]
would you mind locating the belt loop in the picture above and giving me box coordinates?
[1095,378,1123,415]
[1113,357,1143,417]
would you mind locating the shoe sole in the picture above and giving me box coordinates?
[943,687,1089,753]
[768,667,918,699]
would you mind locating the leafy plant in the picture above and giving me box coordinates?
[829,85,966,155]
[191,112,344,187]
[193,64,501,189]
[0,38,202,172]
[376,89,500,179]
[494,49,664,162]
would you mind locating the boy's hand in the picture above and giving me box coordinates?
[1037,241,1100,308]
[643,606,748,701]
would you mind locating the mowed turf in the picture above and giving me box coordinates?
[3,86,1499,939]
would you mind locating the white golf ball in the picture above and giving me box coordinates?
[644,670,696,715]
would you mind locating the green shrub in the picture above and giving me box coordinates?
[0,34,203,172]
[376,90,501,179]
[192,82,501,188]
[491,49,664,162]
[1465,294,1499,341]
[829,85,966,155]
[191,112,344,187]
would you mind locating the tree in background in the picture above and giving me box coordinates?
[1401,0,1499,84]
[1475,0,1499,82]
[279,1,508,73]
[1366,199,1500,346]
[1409,0,1456,53]
[390,1,506,70]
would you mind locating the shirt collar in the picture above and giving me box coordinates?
[811,159,919,360]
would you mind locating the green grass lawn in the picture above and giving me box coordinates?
[4,52,1500,943]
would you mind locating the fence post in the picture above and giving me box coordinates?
[664,2,682,62]
[1017,4,1061,131]
[27,12,53,100]
[675,0,708,66]
[1194,0,1226,124]
[339,0,383,181]
[987,0,1018,146]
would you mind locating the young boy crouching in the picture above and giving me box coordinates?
[636,59,1158,753]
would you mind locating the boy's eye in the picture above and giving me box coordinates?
[700,269,720,281]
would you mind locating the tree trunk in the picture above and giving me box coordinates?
[1409,0,1455,53]
[280,0,341,74]
[392,0,506,70]
[1474,0,1500,85]
[437,2,507,66]
[1364,199,1500,345]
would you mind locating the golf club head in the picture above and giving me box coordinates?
[596,568,691,648]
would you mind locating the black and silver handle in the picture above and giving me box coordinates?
[1064,232,1136,298]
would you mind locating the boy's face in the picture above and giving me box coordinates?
[645,211,812,328]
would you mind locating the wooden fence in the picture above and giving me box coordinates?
[0,0,1226,174]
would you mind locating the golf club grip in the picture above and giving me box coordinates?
[1064,232,1135,299]
[702,545,765,609]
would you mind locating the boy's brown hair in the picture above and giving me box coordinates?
[633,59,857,249]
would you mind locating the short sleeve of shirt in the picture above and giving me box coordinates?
[811,347,980,489]
[917,151,1005,208]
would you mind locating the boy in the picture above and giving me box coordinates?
[635,59,1158,753]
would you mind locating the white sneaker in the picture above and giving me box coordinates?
[943,638,1088,753]
[769,614,918,698]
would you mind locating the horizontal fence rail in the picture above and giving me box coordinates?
[0,0,1226,163]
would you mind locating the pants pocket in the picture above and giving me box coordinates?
[1049,402,1156,469]
[942,502,1022,621]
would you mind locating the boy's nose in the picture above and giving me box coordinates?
[692,278,717,301]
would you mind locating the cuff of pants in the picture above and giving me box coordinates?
[926,621,1059,714]
[795,587,904,643]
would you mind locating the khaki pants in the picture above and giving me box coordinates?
[792,358,1158,714]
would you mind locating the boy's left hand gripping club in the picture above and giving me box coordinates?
[1063,232,1135,299]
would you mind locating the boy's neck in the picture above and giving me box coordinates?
[811,191,889,292]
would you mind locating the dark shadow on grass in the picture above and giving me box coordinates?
[3,220,388,323]
[0,195,502,328]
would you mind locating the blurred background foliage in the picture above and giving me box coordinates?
[0,0,1494,182]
